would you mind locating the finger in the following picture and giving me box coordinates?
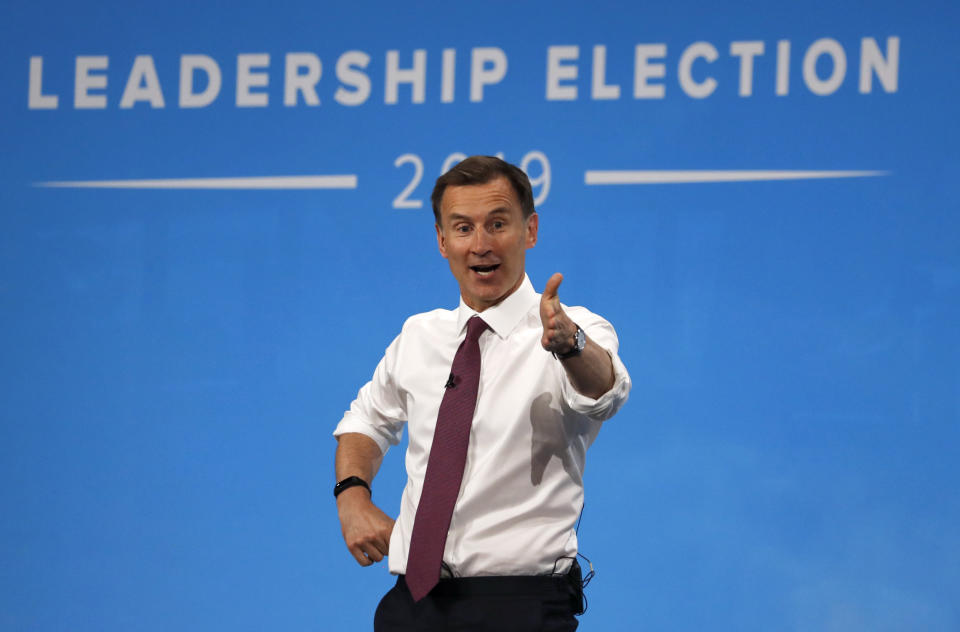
[377,527,394,555]
[349,545,373,566]
[542,272,563,300]
[363,544,384,563]
[371,534,390,558]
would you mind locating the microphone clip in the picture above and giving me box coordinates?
[445,372,457,389]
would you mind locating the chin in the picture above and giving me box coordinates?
[462,288,498,309]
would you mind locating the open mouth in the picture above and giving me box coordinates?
[470,264,500,277]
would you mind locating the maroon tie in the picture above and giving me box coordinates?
[405,315,489,602]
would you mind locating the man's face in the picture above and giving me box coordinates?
[436,177,538,312]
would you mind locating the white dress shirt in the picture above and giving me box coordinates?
[334,275,631,577]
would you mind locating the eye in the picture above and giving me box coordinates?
[455,224,471,234]
[492,220,505,230]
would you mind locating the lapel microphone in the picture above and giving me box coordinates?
[445,372,456,389]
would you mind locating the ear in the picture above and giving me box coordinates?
[436,223,448,259]
[524,212,539,249]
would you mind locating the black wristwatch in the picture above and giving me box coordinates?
[334,476,371,498]
[554,324,586,360]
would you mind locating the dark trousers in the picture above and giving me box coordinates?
[374,574,580,632]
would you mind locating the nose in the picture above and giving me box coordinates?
[470,227,492,254]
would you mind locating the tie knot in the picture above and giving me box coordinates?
[465,316,489,342]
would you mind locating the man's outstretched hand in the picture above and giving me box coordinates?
[539,272,617,399]
[540,272,578,355]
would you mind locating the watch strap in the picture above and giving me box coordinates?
[334,476,371,498]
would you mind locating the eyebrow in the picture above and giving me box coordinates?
[446,208,512,222]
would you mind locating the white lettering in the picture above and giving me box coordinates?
[730,41,764,97]
[592,45,620,100]
[75,56,108,109]
[776,40,790,96]
[28,56,58,109]
[441,48,456,103]
[28,37,894,111]
[119,55,164,108]
[179,54,221,108]
[803,38,846,96]
[546,46,578,101]
[237,53,270,107]
[859,36,899,93]
[334,51,371,106]
[385,49,426,104]
[284,53,321,106]
[678,42,718,99]
[471,47,507,102]
[634,44,666,99]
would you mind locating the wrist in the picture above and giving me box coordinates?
[554,324,586,360]
[336,484,373,513]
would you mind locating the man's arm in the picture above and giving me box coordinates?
[540,272,616,399]
[335,432,396,566]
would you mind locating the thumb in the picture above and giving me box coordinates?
[542,272,563,301]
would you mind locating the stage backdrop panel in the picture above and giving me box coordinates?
[1,1,958,630]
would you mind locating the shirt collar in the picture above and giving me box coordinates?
[456,274,538,339]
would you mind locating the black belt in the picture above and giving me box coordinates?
[395,571,574,598]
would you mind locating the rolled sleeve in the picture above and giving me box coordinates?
[559,309,632,421]
[333,336,407,455]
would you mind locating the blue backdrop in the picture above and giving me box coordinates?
[2,1,958,630]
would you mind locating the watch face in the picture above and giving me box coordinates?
[555,325,586,360]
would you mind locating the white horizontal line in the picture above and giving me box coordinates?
[584,170,890,185]
[33,175,358,190]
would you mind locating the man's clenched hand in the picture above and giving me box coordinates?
[337,487,395,567]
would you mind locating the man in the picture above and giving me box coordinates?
[334,156,631,631]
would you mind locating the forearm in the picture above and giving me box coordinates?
[559,335,616,400]
[335,432,384,484]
